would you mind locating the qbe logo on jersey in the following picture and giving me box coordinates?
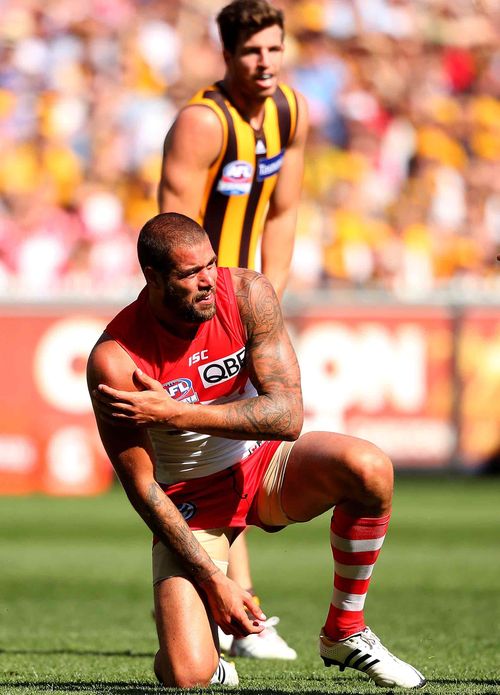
[198,347,246,388]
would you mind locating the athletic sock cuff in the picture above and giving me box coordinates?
[332,508,391,535]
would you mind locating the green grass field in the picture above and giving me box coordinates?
[0,475,499,695]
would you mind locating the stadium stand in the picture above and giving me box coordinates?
[0,0,498,299]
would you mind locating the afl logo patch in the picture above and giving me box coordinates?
[216,160,253,196]
[163,378,199,404]
[177,502,197,521]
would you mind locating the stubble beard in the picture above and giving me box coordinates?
[163,286,216,324]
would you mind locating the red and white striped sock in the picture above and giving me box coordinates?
[323,507,391,642]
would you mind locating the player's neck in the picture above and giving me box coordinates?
[157,315,199,341]
[149,301,200,341]
[219,78,266,131]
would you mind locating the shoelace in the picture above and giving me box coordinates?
[359,629,391,658]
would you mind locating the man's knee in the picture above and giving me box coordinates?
[154,649,218,688]
[344,439,393,503]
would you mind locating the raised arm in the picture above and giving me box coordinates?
[260,92,309,299]
[87,335,264,635]
[157,105,223,216]
[92,272,303,440]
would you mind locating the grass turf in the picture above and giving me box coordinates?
[0,475,499,695]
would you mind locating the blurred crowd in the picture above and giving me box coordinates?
[0,0,499,299]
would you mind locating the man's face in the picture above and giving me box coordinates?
[225,24,284,100]
[162,239,218,324]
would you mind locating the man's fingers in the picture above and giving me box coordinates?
[93,388,130,409]
[134,369,163,390]
[223,613,263,638]
[96,384,117,396]
[236,612,264,635]
[243,594,266,622]
[95,385,131,404]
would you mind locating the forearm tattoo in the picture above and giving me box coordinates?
[145,482,218,582]
[231,269,303,437]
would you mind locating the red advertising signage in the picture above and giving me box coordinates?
[0,302,498,494]
[287,307,456,469]
[0,306,112,495]
[457,308,500,468]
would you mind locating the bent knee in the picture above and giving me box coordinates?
[154,650,217,689]
[345,440,393,500]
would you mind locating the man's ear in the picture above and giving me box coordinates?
[144,266,162,289]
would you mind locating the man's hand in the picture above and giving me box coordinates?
[199,570,266,639]
[92,369,176,427]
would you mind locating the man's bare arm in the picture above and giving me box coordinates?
[87,336,265,635]
[157,105,222,215]
[174,269,303,438]
[260,92,309,299]
[228,267,303,435]
[87,336,219,581]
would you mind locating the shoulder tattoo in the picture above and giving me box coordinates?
[233,269,282,340]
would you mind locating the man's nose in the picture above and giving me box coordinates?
[198,268,214,286]
[258,48,271,67]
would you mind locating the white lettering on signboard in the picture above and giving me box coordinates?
[296,322,427,431]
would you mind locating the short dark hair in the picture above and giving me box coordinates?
[137,213,208,274]
[216,0,284,54]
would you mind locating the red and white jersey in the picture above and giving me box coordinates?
[105,267,260,483]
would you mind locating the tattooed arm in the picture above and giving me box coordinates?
[92,271,303,440]
[166,268,303,439]
[87,334,265,635]
[227,267,304,437]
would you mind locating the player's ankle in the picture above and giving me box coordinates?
[322,623,366,642]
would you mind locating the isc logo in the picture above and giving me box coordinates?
[188,349,208,366]
[198,348,245,388]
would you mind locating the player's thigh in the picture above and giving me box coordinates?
[154,574,218,686]
[280,430,391,522]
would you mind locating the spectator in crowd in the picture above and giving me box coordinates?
[0,0,499,297]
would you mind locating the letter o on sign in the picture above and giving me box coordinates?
[33,318,106,414]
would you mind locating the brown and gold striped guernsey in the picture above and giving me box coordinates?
[187,81,298,269]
